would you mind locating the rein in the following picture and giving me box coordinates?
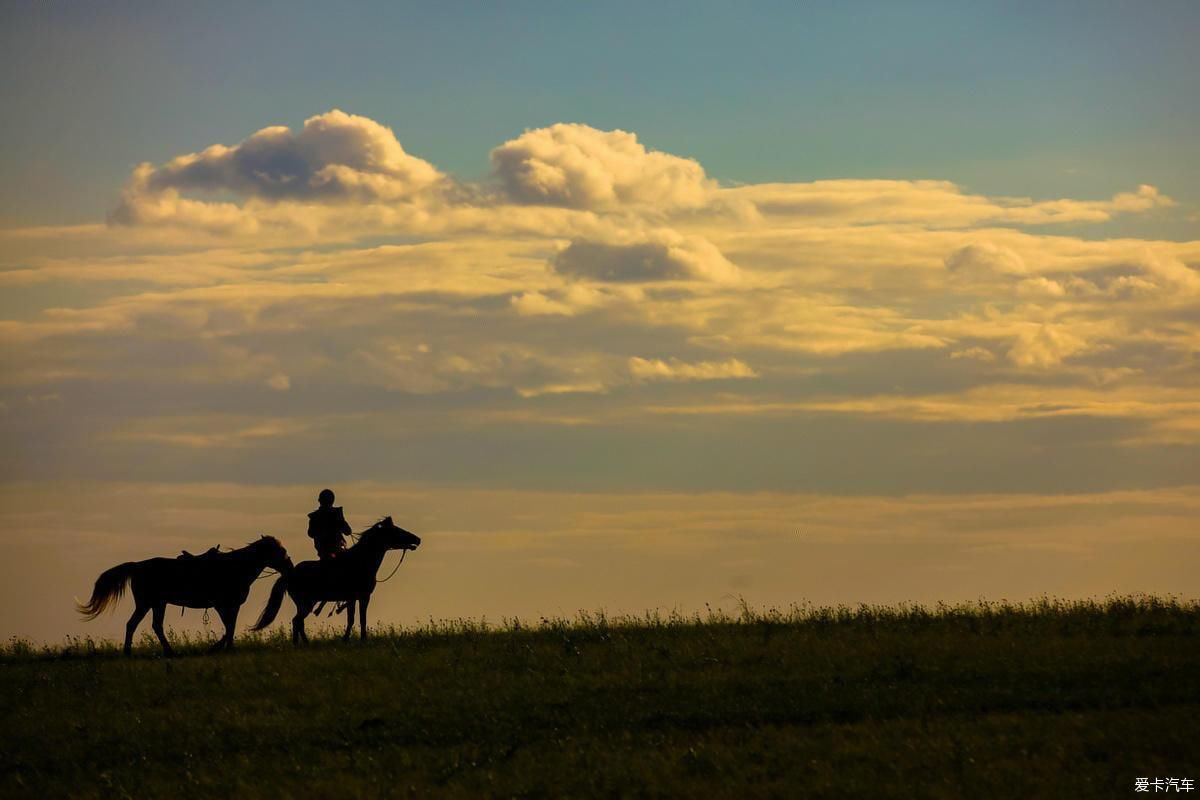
[376,548,407,583]
[345,527,409,583]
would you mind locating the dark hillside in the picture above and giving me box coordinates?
[3,597,1197,798]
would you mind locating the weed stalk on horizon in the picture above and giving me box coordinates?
[5,593,1196,660]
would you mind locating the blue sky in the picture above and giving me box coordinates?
[1,2,1199,639]
[2,1,1197,231]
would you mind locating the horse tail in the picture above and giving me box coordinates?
[76,562,137,620]
[251,574,289,631]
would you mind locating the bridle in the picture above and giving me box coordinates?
[345,526,412,583]
[376,548,408,583]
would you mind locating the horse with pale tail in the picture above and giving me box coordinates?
[77,536,293,656]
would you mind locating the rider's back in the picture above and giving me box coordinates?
[308,506,350,557]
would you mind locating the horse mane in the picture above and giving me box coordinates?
[216,535,284,556]
[346,518,390,551]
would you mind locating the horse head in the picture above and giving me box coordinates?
[256,535,294,573]
[366,516,421,552]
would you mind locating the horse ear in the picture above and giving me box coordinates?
[385,516,393,524]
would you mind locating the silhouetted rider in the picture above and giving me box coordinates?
[308,488,352,560]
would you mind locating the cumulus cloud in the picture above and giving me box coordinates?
[945,242,1030,279]
[1137,253,1200,294]
[102,111,1176,250]
[628,357,757,382]
[111,110,444,224]
[8,110,1198,491]
[1006,325,1090,368]
[552,231,738,283]
[942,240,1200,306]
[1103,184,1175,214]
[1015,277,1066,297]
[491,123,714,210]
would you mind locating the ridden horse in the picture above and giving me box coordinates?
[252,517,420,644]
[77,536,293,656]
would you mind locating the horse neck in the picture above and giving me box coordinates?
[350,534,389,571]
[232,543,274,574]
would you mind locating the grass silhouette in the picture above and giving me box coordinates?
[3,595,1197,797]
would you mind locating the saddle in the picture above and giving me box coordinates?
[178,546,222,560]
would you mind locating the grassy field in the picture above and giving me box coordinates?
[2,596,1198,798]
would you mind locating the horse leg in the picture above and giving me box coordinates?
[359,595,370,641]
[210,606,237,652]
[292,601,313,646]
[151,604,174,657]
[124,605,149,656]
[223,606,239,650]
[342,600,356,641]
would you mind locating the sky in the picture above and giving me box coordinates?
[1,2,1198,643]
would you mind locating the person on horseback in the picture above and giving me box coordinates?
[308,488,352,560]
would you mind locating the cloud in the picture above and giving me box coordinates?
[945,242,1030,279]
[1015,277,1066,297]
[1137,253,1200,294]
[628,357,757,382]
[109,415,316,449]
[97,112,1177,250]
[1006,324,1091,368]
[643,382,1200,429]
[265,373,291,391]
[552,231,738,283]
[721,180,1175,228]
[941,240,1200,306]
[510,291,578,317]
[111,110,444,225]
[510,284,642,317]
[5,111,1199,503]
[1107,184,1176,214]
[950,347,996,362]
[491,123,714,210]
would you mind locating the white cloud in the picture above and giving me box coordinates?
[945,242,1030,278]
[1016,277,1066,297]
[1137,253,1200,294]
[108,110,448,234]
[552,231,738,283]
[490,123,714,210]
[510,291,576,317]
[116,110,443,207]
[721,180,1175,228]
[1006,324,1090,368]
[628,357,757,382]
[510,284,642,317]
[2,112,1198,495]
[949,347,996,362]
